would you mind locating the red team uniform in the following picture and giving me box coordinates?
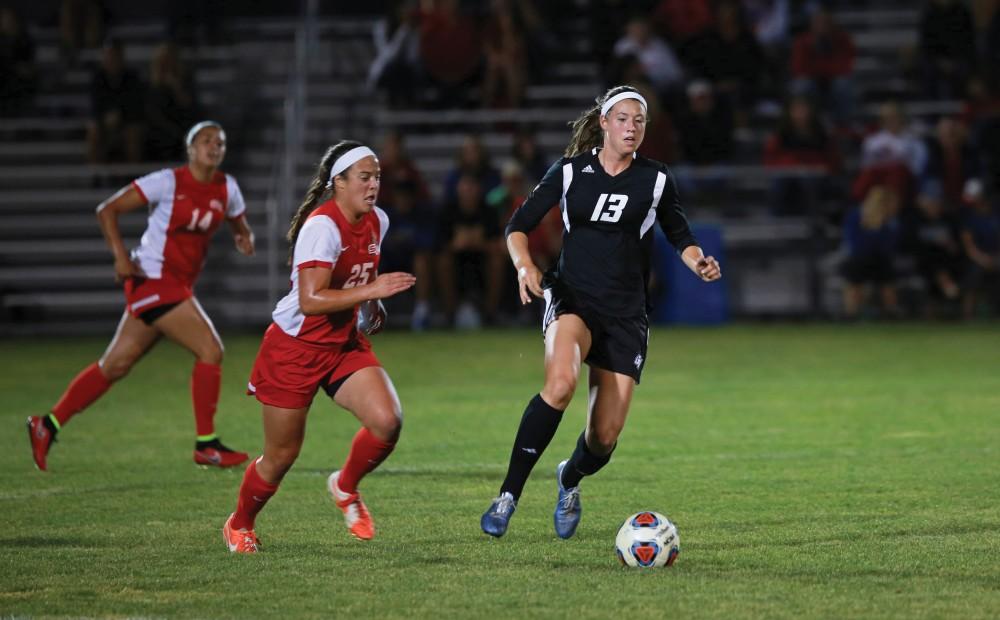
[127,165,246,315]
[248,199,390,408]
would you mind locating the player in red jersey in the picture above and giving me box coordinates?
[222,141,415,553]
[26,121,256,471]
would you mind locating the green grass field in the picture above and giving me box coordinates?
[2,324,999,619]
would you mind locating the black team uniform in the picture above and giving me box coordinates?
[497,147,698,501]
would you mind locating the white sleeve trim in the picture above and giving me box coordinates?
[640,171,667,239]
[293,215,342,268]
[225,174,247,219]
[375,206,390,249]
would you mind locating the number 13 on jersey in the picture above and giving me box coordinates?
[591,193,628,223]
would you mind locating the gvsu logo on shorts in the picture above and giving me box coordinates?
[634,354,643,370]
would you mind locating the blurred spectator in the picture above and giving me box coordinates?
[613,16,685,97]
[0,6,35,116]
[441,134,501,210]
[652,0,714,46]
[59,0,105,65]
[437,174,504,328]
[680,0,768,110]
[379,178,438,331]
[677,80,733,165]
[741,0,790,53]
[962,75,1000,193]
[167,0,224,47]
[511,126,550,184]
[840,185,902,319]
[366,0,421,108]
[958,178,1000,318]
[86,38,145,164]
[605,53,678,164]
[854,101,926,204]
[924,116,979,209]
[899,181,962,312]
[417,0,483,107]
[791,6,856,125]
[482,0,528,108]
[145,42,198,161]
[986,7,1000,86]
[763,95,840,215]
[918,0,976,99]
[377,130,432,209]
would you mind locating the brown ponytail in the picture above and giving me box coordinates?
[564,85,646,158]
[286,140,364,263]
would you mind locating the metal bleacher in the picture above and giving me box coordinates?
[0,1,958,334]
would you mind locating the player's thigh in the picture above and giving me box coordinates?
[333,367,402,440]
[261,404,308,463]
[154,297,223,362]
[542,313,592,393]
[586,366,634,448]
[99,310,161,376]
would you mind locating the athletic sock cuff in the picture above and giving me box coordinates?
[532,393,565,417]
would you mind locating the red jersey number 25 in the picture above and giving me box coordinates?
[344,262,374,289]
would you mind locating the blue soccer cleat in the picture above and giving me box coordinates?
[481,492,517,537]
[554,460,582,539]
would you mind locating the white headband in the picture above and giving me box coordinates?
[326,146,377,188]
[185,120,223,147]
[600,92,647,117]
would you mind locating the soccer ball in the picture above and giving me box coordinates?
[615,511,680,568]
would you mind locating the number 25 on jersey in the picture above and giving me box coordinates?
[591,193,628,223]
[344,262,374,288]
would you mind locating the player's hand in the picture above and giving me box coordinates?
[113,256,141,284]
[517,264,544,304]
[695,256,721,282]
[234,231,255,256]
[369,272,416,300]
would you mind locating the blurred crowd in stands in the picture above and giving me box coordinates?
[1,0,998,323]
[365,0,1000,323]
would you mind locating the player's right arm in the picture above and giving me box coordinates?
[298,268,415,316]
[505,158,565,304]
[96,185,148,283]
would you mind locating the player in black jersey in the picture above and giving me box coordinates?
[481,85,721,539]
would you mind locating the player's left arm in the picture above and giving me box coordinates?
[658,168,720,282]
[227,214,255,256]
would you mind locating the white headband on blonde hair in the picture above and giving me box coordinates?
[326,146,377,188]
[600,92,647,117]
[185,120,223,147]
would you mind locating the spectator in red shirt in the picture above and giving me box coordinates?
[764,95,841,215]
[417,0,483,107]
[791,6,856,125]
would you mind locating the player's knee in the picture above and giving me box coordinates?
[590,424,622,454]
[198,341,223,365]
[267,445,301,475]
[542,374,576,409]
[99,356,134,381]
[368,407,402,442]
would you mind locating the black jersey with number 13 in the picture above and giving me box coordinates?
[506,148,699,316]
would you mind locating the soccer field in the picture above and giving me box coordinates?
[2,325,999,619]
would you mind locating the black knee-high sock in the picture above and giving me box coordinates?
[499,394,564,500]
[560,431,614,489]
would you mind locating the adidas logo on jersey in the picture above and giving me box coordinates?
[581,164,595,173]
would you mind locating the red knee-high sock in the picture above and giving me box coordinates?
[50,362,113,427]
[231,458,279,531]
[191,361,221,439]
[337,428,397,494]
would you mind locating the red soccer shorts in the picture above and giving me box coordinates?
[247,323,380,410]
[124,275,193,318]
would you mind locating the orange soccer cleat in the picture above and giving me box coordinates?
[222,513,260,553]
[194,438,249,468]
[327,471,375,540]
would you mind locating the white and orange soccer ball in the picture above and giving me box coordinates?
[614,511,680,568]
